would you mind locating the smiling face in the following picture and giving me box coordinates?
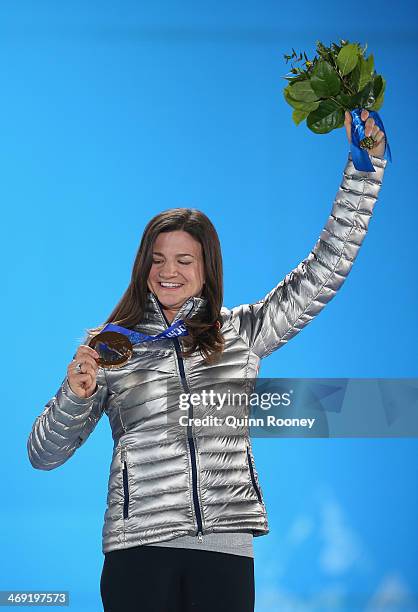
[147,230,205,322]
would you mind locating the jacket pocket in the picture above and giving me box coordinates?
[246,445,262,504]
[121,447,130,519]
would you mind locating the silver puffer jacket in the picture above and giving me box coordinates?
[27,153,386,553]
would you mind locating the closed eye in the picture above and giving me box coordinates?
[152,260,192,265]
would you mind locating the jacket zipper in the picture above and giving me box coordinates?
[155,296,204,543]
[246,445,262,504]
[121,447,130,519]
[172,337,204,543]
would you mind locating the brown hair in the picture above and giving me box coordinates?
[88,208,225,364]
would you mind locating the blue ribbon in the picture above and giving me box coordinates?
[350,108,392,172]
[100,320,189,345]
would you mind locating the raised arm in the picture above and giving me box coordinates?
[230,151,387,358]
[27,335,109,470]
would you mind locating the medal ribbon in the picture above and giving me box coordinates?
[350,108,392,172]
[100,320,189,345]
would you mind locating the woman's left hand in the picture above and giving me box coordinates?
[344,109,386,158]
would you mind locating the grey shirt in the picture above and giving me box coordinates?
[144,531,254,558]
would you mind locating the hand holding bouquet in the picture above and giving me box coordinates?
[344,108,385,159]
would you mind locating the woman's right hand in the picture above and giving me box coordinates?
[67,345,100,399]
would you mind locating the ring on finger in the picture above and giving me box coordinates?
[75,362,83,374]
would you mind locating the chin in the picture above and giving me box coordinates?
[154,290,186,305]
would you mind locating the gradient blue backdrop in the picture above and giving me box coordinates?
[2,1,417,610]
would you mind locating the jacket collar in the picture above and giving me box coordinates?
[142,291,207,328]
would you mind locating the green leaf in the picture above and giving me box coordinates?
[372,75,384,100]
[351,80,375,109]
[306,99,345,134]
[350,54,375,92]
[310,61,341,97]
[336,43,359,75]
[292,109,309,125]
[334,92,356,109]
[363,54,374,83]
[287,79,319,103]
[369,76,386,111]
[283,86,320,112]
[369,92,385,111]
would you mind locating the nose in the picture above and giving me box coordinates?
[158,261,179,278]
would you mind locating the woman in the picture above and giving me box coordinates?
[27,110,388,612]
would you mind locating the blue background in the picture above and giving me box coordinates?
[2,1,417,610]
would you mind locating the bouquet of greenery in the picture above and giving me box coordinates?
[282,40,391,171]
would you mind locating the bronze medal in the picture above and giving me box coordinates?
[89,331,133,369]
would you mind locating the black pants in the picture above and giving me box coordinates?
[100,544,255,612]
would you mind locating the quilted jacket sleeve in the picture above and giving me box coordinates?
[27,334,109,470]
[230,152,387,359]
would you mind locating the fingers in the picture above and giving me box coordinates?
[68,346,99,386]
[70,357,97,378]
[365,118,375,137]
[364,113,385,146]
[71,358,97,375]
[361,108,385,141]
[73,346,99,368]
[68,360,96,384]
[376,135,385,146]
[361,109,369,122]
[78,345,100,360]
[345,108,385,155]
[73,372,96,389]
[66,344,101,398]
[360,109,377,138]
[372,125,383,144]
